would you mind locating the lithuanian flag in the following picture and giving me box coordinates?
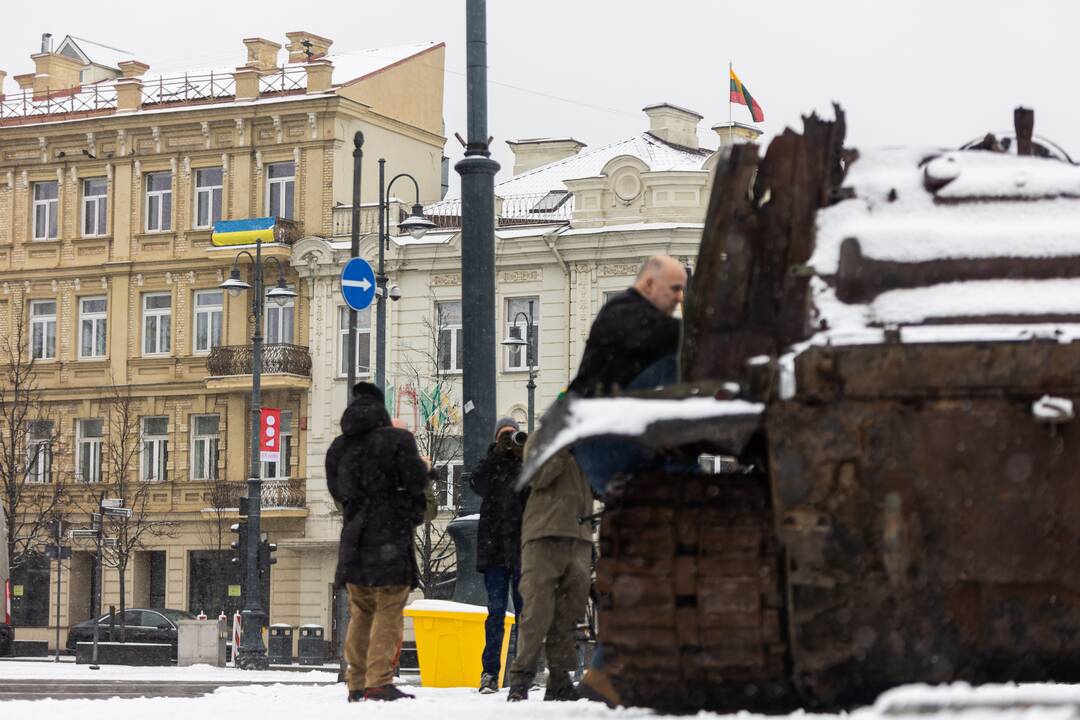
[729,68,764,123]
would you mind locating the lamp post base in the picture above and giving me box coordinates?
[236,608,269,670]
[446,515,485,606]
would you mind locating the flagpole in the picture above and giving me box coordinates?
[728,59,734,144]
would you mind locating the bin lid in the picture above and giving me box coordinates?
[404,599,514,618]
[299,623,323,629]
[270,623,292,628]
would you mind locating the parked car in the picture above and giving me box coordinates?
[66,608,196,657]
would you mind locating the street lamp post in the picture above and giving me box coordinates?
[219,237,297,670]
[375,159,435,391]
[501,300,537,432]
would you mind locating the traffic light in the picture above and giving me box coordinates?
[230,521,247,567]
[258,533,277,579]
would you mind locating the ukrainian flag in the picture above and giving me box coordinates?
[211,217,276,247]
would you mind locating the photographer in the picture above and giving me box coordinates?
[470,417,527,693]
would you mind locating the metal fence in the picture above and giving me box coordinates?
[0,84,118,119]
[258,67,307,95]
[141,72,236,105]
[206,343,312,377]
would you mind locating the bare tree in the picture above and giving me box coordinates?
[95,383,177,641]
[396,301,463,598]
[0,303,65,600]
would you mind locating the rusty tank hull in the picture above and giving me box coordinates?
[522,106,1080,712]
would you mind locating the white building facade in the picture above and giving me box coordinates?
[291,104,761,618]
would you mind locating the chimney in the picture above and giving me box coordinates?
[243,37,281,71]
[304,58,333,93]
[30,52,85,94]
[0,71,6,98]
[233,66,260,101]
[505,138,586,176]
[40,33,52,54]
[117,60,149,78]
[285,31,333,63]
[1014,106,1034,157]
[643,103,703,150]
[711,122,763,147]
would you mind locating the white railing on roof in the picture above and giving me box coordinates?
[259,66,307,94]
[425,192,575,230]
[0,84,118,119]
[141,72,235,105]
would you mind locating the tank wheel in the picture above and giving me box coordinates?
[596,471,794,713]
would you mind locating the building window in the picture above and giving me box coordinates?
[142,293,172,356]
[82,177,108,237]
[27,420,54,484]
[141,416,169,483]
[29,300,57,361]
[265,289,294,344]
[76,418,103,483]
[32,181,59,240]
[266,162,295,220]
[190,414,219,481]
[262,410,292,479]
[10,554,50,626]
[79,296,107,359]
[193,290,223,354]
[145,171,172,232]
[437,301,463,373]
[435,461,463,511]
[194,168,223,229]
[505,297,539,371]
[338,306,371,377]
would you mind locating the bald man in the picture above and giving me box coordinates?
[568,255,685,397]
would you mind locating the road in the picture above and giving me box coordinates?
[0,678,335,701]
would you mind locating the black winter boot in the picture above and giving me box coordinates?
[364,685,414,701]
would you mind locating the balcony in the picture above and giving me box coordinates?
[205,343,311,391]
[221,479,306,511]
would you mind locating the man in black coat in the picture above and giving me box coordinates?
[326,382,428,702]
[469,416,526,693]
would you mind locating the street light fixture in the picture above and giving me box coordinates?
[375,160,434,390]
[500,299,537,432]
[216,238,295,670]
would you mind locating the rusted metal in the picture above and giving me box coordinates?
[590,105,1080,713]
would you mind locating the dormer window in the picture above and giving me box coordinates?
[531,190,570,213]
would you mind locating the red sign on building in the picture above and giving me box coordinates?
[259,407,282,463]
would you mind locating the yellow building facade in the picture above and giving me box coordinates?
[0,31,445,651]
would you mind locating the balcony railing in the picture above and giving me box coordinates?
[141,72,236,106]
[259,67,307,95]
[207,343,311,377]
[273,217,304,245]
[0,83,118,119]
[220,478,306,509]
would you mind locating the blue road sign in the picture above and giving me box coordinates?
[341,258,377,311]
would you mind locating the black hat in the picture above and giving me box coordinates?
[352,382,385,403]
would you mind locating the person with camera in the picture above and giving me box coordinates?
[505,439,593,703]
[471,417,528,693]
[326,382,430,702]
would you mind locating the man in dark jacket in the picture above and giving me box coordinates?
[470,416,526,693]
[568,255,684,398]
[326,382,428,702]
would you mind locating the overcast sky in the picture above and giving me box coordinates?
[3,0,1078,186]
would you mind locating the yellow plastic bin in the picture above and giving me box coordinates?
[404,599,515,688]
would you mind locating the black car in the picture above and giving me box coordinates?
[66,608,196,657]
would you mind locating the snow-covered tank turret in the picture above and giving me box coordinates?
[524,106,1080,713]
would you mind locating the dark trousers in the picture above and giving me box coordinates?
[482,566,523,679]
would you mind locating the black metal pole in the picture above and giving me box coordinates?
[238,236,268,669]
[376,159,387,391]
[449,0,500,606]
[337,131,363,681]
[527,301,536,433]
[93,492,103,617]
[347,132,363,396]
[53,517,61,662]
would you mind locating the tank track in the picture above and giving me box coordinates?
[596,471,794,713]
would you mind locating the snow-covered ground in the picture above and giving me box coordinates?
[0,660,337,683]
[4,668,1080,720]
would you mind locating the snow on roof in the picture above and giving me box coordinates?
[64,35,137,70]
[804,146,1080,350]
[315,42,440,86]
[495,132,712,197]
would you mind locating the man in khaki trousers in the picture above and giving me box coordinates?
[326,383,429,702]
[506,443,594,702]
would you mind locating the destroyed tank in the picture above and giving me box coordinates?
[523,106,1080,713]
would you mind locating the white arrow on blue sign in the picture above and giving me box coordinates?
[341,258,377,311]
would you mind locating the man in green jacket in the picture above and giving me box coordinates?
[506,440,594,702]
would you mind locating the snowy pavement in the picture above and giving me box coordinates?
[0,660,338,683]
[2,670,1080,720]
